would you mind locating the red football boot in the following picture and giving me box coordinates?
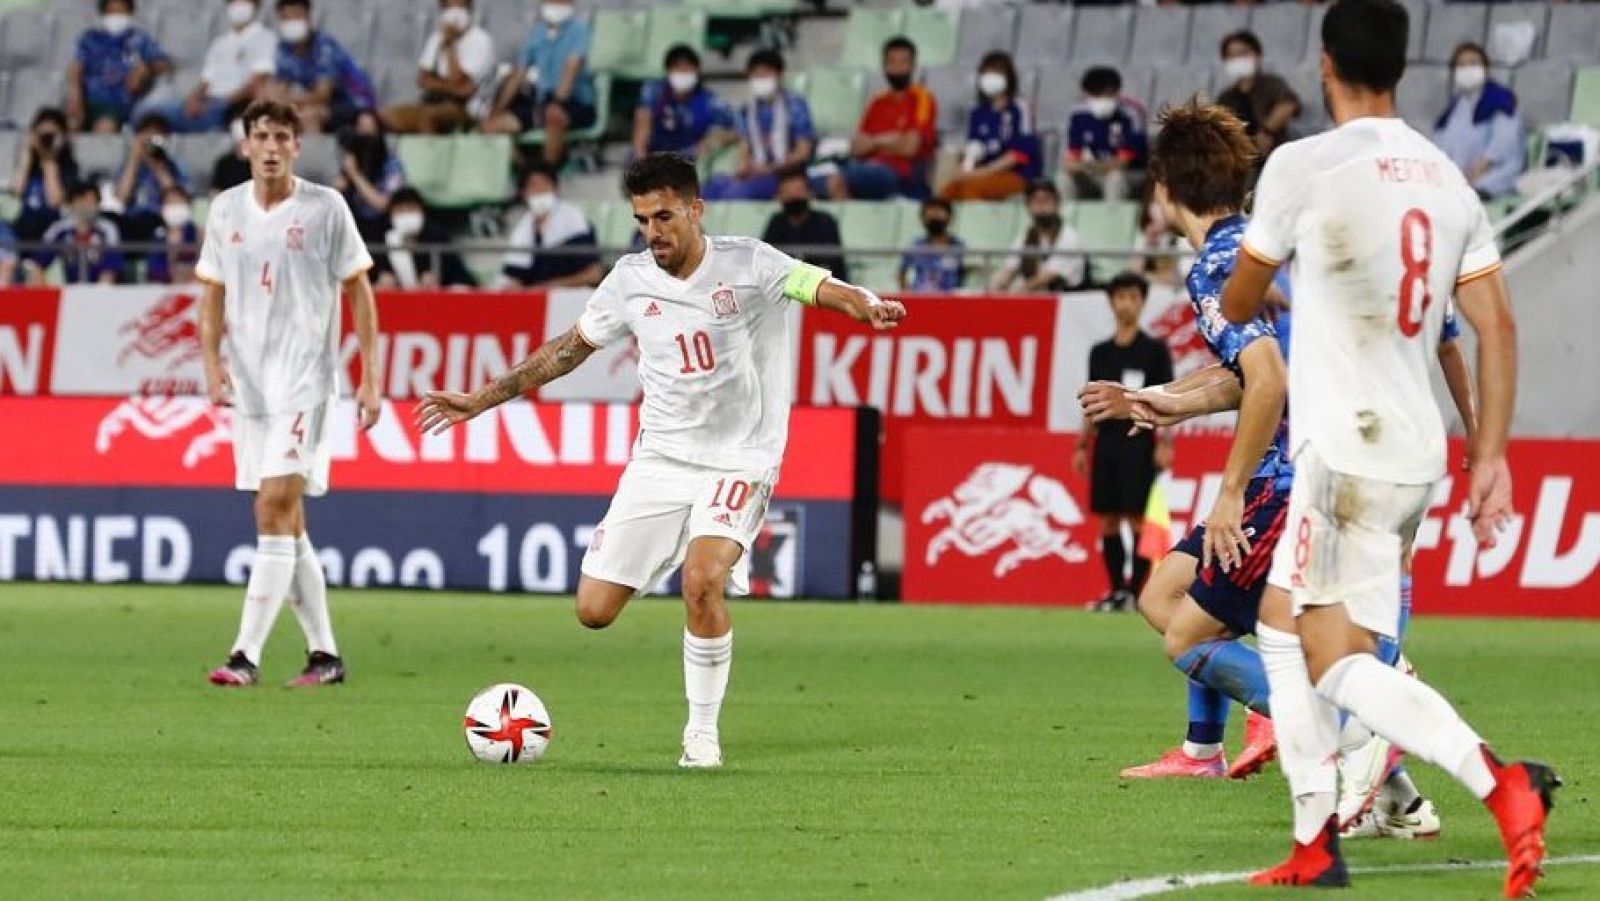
[1248,818,1350,888]
[1119,747,1226,779]
[1228,711,1278,780]
[1481,746,1562,898]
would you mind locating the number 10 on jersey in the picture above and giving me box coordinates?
[675,331,716,374]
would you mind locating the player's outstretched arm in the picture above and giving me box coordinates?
[199,280,231,407]
[414,327,596,435]
[1079,364,1244,432]
[1454,270,1518,546]
[813,277,907,331]
[1203,337,1286,572]
[345,271,382,431]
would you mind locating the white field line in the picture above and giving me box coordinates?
[1045,853,1600,901]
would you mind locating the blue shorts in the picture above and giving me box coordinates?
[1172,476,1290,636]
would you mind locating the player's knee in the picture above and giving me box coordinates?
[681,564,725,610]
[253,490,297,533]
[1161,630,1196,664]
[574,596,618,630]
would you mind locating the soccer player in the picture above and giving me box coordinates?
[414,152,906,768]
[1219,0,1557,893]
[199,99,381,688]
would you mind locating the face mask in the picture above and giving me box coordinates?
[439,7,471,30]
[73,205,99,225]
[161,203,191,228]
[540,3,573,25]
[978,72,1007,99]
[527,192,558,217]
[1032,212,1061,232]
[668,71,699,95]
[924,218,949,237]
[748,76,778,100]
[1453,65,1487,94]
[885,72,912,92]
[392,211,425,237]
[226,1,256,27]
[1086,97,1117,120]
[1223,56,1258,82]
[230,118,247,143]
[782,198,810,218]
[278,19,309,42]
[101,13,133,35]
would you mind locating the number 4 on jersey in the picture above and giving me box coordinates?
[260,261,275,294]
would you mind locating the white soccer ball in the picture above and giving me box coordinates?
[463,683,552,764]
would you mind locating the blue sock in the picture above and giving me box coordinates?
[1173,639,1271,717]
[1376,575,1412,667]
[1186,679,1229,745]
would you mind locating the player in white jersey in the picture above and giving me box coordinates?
[415,153,906,768]
[1215,2,1557,894]
[198,100,381,688]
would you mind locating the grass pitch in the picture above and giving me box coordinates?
[0,584,1595,900]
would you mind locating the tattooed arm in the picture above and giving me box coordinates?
[414,327,596,434]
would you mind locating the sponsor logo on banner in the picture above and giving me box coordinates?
[52,286,206,396]
[116,292,203,376]
[922,463,1088,578]
[748,506,802,599]
[96,395,232,468]
[0,288,61,395]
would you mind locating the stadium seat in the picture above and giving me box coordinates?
[889,198,924,249]
[1248,3,1311,66]
[839,8,904,72]
[902,7,959,70]
[73,134,125,179]
[1186,6,1247,69]
[0,130,19,184]
[923,64,974,137]
[172,133,233,194]
[1572,67,1600,131]
[297,134,341,187]
[191,195,210,230]
[369,9,426,79]
[316,3,376,71]
[1068,8,1132,68]
[1148,64,1216,115]
[1394,0,1428,62]
[1395,64,1451,133]
[1487,4,1549,64]
[519,71,613,160]
[955,5,1017,67]
[1545,5,1600,67]
[0,0,46,11]
[586,9,646,75]
[790,68,866,138]
[0,9,52,70]
[1013,4,1072,67]
[952,201,1022,252]
[5,68,62,129]
[1284,64,1331,132]
[1071,200,1139,284]
[483,3,533,68]
[1513,63,1574,130]
[1129,8,1191,71]
[623,7,707,81]
[1421,3,1486,65]
[1032,63,1093,141]
[705,200,772,241]
[45,2,96,56]
[154,6,221,71]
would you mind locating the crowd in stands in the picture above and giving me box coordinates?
[0,0,1554,290]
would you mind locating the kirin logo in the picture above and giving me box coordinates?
[95,396,232,468]
[921,462,1088,577]
[117,292,203,372]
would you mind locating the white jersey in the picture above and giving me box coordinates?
[577,235,821,472]
[1243,117,1501,485]
[196,178,373,416]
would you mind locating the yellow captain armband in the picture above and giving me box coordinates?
[783,263,830,305]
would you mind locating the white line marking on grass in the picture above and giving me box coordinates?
[1046,854,1600,901]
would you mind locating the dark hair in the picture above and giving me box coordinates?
[162,182,192,201]
[776,169,810,188]
[1106,272,1149,301]
[1025,179,1060,202]
[32,107,69,133]
[389,187,426,210]
[663,43,700,71]
[883,36,917,59]
[68,179,100,202]
[623,152,700,200]
[921,197,953,217]
[1322,0,1408,94]
[975,51,1018,101]
[1220,30,1262,58]
[1081,66,1122,97]
[134,112,171,134]
[240,98,302,136]
[521,160,561,189]
[1148,100,1255,217]
[99,0,133,12]
[747,48,785,75]
[1450,41,1489,69]
[276,0,309,11]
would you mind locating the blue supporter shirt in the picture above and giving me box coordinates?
[1066,97,1149,165]
[275,31,376,110]
[967,98,1042,180]
[123,155,191,217]
[74,26,169,110]
[37,217,124,284]
[146,220,198,284]
[638,80,733,156]
[899,236,966,292]
[734,92,817,166]
[1188,214,1292,487]
[519,18,595,108]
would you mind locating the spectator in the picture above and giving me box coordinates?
[703,50,817,202]
[133,0,275,132]
[10,110,82,245]
[0,218,18,286]
[1076,271,1173,611]
[336,110,407,241]
[1063,66,1148,201]
[482,0,597,169]
[499,164,602,288]
[631,45,734,162]
[28,181,124,286]
[147,184,199,284]
[269,0,378,133]
[762,170,848,281]
[990,180,1085,291]
[211,114,254,194]
[115,113,191,243]
[1215,30,1300,160]
[824,36,937,200]
[66,0,172,133]
[899,197,965,292]
[374,188,477,289]
[1435,42,1525,200]
[941,51,1040,201]
[381,0,496,135]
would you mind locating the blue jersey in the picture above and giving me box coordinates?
[900,236,966,291]
[275,32,376,110]
[1187,214,1292,487]
[638,81,733,157]
[74,27,169,108]
[967,98,1042,180]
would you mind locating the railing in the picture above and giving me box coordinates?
[1493,156,1600,256]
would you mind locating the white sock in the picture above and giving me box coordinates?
[683,629,733,738]
[1337,714,1374,756]
[231,536,296,665]
[1183,741,1223,760]
[1258,623,1339,844]
[1316,654,1494,799]
[287,534,338,656]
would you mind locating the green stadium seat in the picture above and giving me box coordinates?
[397,135,515,208]
[1072,200,1140,282]
[681,0,786,19]
[595,200,642,253]
[902,7,959,69]
[837,201,904,292]
[790,68,867,137]
[706,201,774,240]
[1572,67,1600,131]
[192,197,211,231]
[1483,195,1522,224]
[520,71,614,150]
[587,10,646,75]
[839,9,905,71]
[891,199,927,250]
[623,7,708,81]
[951,201,1023,252]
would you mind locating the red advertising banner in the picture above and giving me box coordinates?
[0,288,62,395]
[903,426,1600,619]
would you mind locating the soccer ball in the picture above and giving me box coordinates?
[463,683,552,764]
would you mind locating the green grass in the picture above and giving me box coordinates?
[0,585,1596,900]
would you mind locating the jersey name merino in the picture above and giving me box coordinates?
[577,236,823,472]
[195,177,373,416]
[1242,117,1501,485]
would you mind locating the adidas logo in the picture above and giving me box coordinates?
[285,448,300,461]
[644,301,662,317]
[712,513,733,527]
[230,231,243,244]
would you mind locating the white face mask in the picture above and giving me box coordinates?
[977,72,1008,99]
[279,19,309,43]
[162,203,192,228]
[226,1,256,27]
[230,118,247,143]
[1223,55,1259,82]
[1086,96,1117,120]
[540,3,573,25]
[748,75,778,100]
[1453,65,1487,94]
[667,71,698,95]
[527,192,558,217]
[392,211,425,237]
[102,13,134,35]
[439,7,472,31]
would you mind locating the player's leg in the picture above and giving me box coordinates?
[678,535,742,768]
[1095,513,1129,609]
[281,403,343,687]
[210,474,302,685]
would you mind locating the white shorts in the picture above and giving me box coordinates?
[581,451,777,597]
[1267,445,1432,639]
[232,401,334,497]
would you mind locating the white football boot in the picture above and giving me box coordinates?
[1337,731,1402,828]
[679,729,723,769]
[1344,795,1442,840]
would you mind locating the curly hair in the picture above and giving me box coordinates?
[1147,100,1256,217]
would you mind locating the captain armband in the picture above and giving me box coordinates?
[783,263,830,305]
